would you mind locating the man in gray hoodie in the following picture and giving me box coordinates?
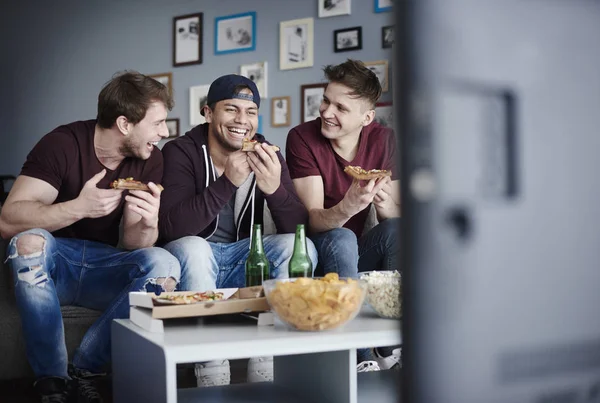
[159,74,317,387]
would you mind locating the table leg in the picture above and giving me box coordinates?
[112,321,178,403]
[274,348,357,403]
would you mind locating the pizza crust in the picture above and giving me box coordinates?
[111,177,164,192]
[241,138,280,152]
[343,165,392,181]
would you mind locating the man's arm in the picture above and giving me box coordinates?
[120,183,162,249]
[0,171,123,239]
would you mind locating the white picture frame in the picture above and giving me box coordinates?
[240,61,268,98]
[364,60,389,92]
[280,18,314,70]
[318,0,351,18]
[189,84,211,127]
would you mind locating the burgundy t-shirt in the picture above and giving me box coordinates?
[286,118,398,237]
[20,120,163,246]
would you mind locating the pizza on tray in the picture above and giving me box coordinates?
[153,291,225,305]
[241,138,280,152]
[111,177,164,192]
[343,165,392,181]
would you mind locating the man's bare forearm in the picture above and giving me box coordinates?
[121,222,158,250]
[376,203,401,221]
[308,201,355,233]
[0,200,82,239]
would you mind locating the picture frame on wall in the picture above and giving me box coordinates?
[271,96,291,127]
[280,18,314,70]
[173,13,203,67]
[364,60,389,92]
[215,12,256,55]
[148,72,173,95]
[374,102,393,129]
[301,83,327,123]
[240,61,268,98]
[382,25,394,48]
[374,0,393,13]
[333,26,362,53]
[189,84,211,126]
[166,118,180,138]
[318,0,351,18]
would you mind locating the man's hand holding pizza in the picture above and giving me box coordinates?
[373,177,401,220]
[247,143,282,195]
[73,169,124,219]
[125,182,162,229]
[340,177,388,217]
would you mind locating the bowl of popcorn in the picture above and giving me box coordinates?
[263,273,366,331]
[359,270,402,319]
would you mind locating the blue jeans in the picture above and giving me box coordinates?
[163,234,319,290]
[310,218,401,278]
[6,229,181,379]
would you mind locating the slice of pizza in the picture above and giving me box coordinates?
[153,290,225,305]
[111,177,164,192]
[344,165,392,181]
[241,138,281,152]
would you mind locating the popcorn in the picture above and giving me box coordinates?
[360,270,402,319]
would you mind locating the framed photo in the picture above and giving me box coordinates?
[374,102,393,128]
[166,118,180,138]
[240,61,268,98]
[334,26,362,53]
[215,12,256,55]
[301,83,327,123]
[173,13,203,67]
[271,96,291,127]
[280,18,314,70]
[364,60,389,92]
[189,84,211,126]
[318,0,351,18]
[374,0,393,13]
[382,25,394,48]
[148,72,173,95]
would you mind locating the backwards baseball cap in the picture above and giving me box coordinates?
[200,74,260,116]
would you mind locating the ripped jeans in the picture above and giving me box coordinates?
[6,228,181,380]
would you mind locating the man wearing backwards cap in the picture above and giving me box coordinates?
[159,74,318,386]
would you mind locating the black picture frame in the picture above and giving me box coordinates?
[173,12,203,67]
[333,26,362,53]
[382,25,394,49]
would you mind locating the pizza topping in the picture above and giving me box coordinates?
[111,178,164,192]
[343,165,391,180]
[241,138,280,152]
[154,291,225,305]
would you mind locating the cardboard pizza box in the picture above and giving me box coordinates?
[128,286,270,320]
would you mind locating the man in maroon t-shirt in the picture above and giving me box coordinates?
[286,59,401,371]
[0,71,181,403]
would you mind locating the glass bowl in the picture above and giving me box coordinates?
[262,274,366,331]
[359,270,402,319]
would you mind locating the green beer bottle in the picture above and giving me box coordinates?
[288,224,313,278]
[245,224,270,287]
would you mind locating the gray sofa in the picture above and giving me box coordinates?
[0,237,100,380]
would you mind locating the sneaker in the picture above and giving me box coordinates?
[71,368,104,403]
[373,347,402,370]
[34,377,71,403]
[194,360,231,387]
[247,356,273,383]
[357,361,381,372]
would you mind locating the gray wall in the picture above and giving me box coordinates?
[0,0,393,176]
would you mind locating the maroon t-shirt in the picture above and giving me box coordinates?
[286,118,398,237]
[20,120,163,246]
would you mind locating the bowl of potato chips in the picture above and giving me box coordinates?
[263,273,366,331]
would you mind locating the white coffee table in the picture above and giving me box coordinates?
[111,307,401,403]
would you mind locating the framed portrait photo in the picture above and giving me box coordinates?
[173,13,203,67]
[280,18,314,70]
[374,0,393,13]
[215,12,256,55]
[334,26,362,53]
[374,102,393,129]
[189,84,211,127]
[271,96,291,127]
[148,72,173,95]
[318,0,351,18]
[301,83,327,124]
[166,118,180,138]
[382,25,394,48]
[240,61,268,98]
[364,60,389,92]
